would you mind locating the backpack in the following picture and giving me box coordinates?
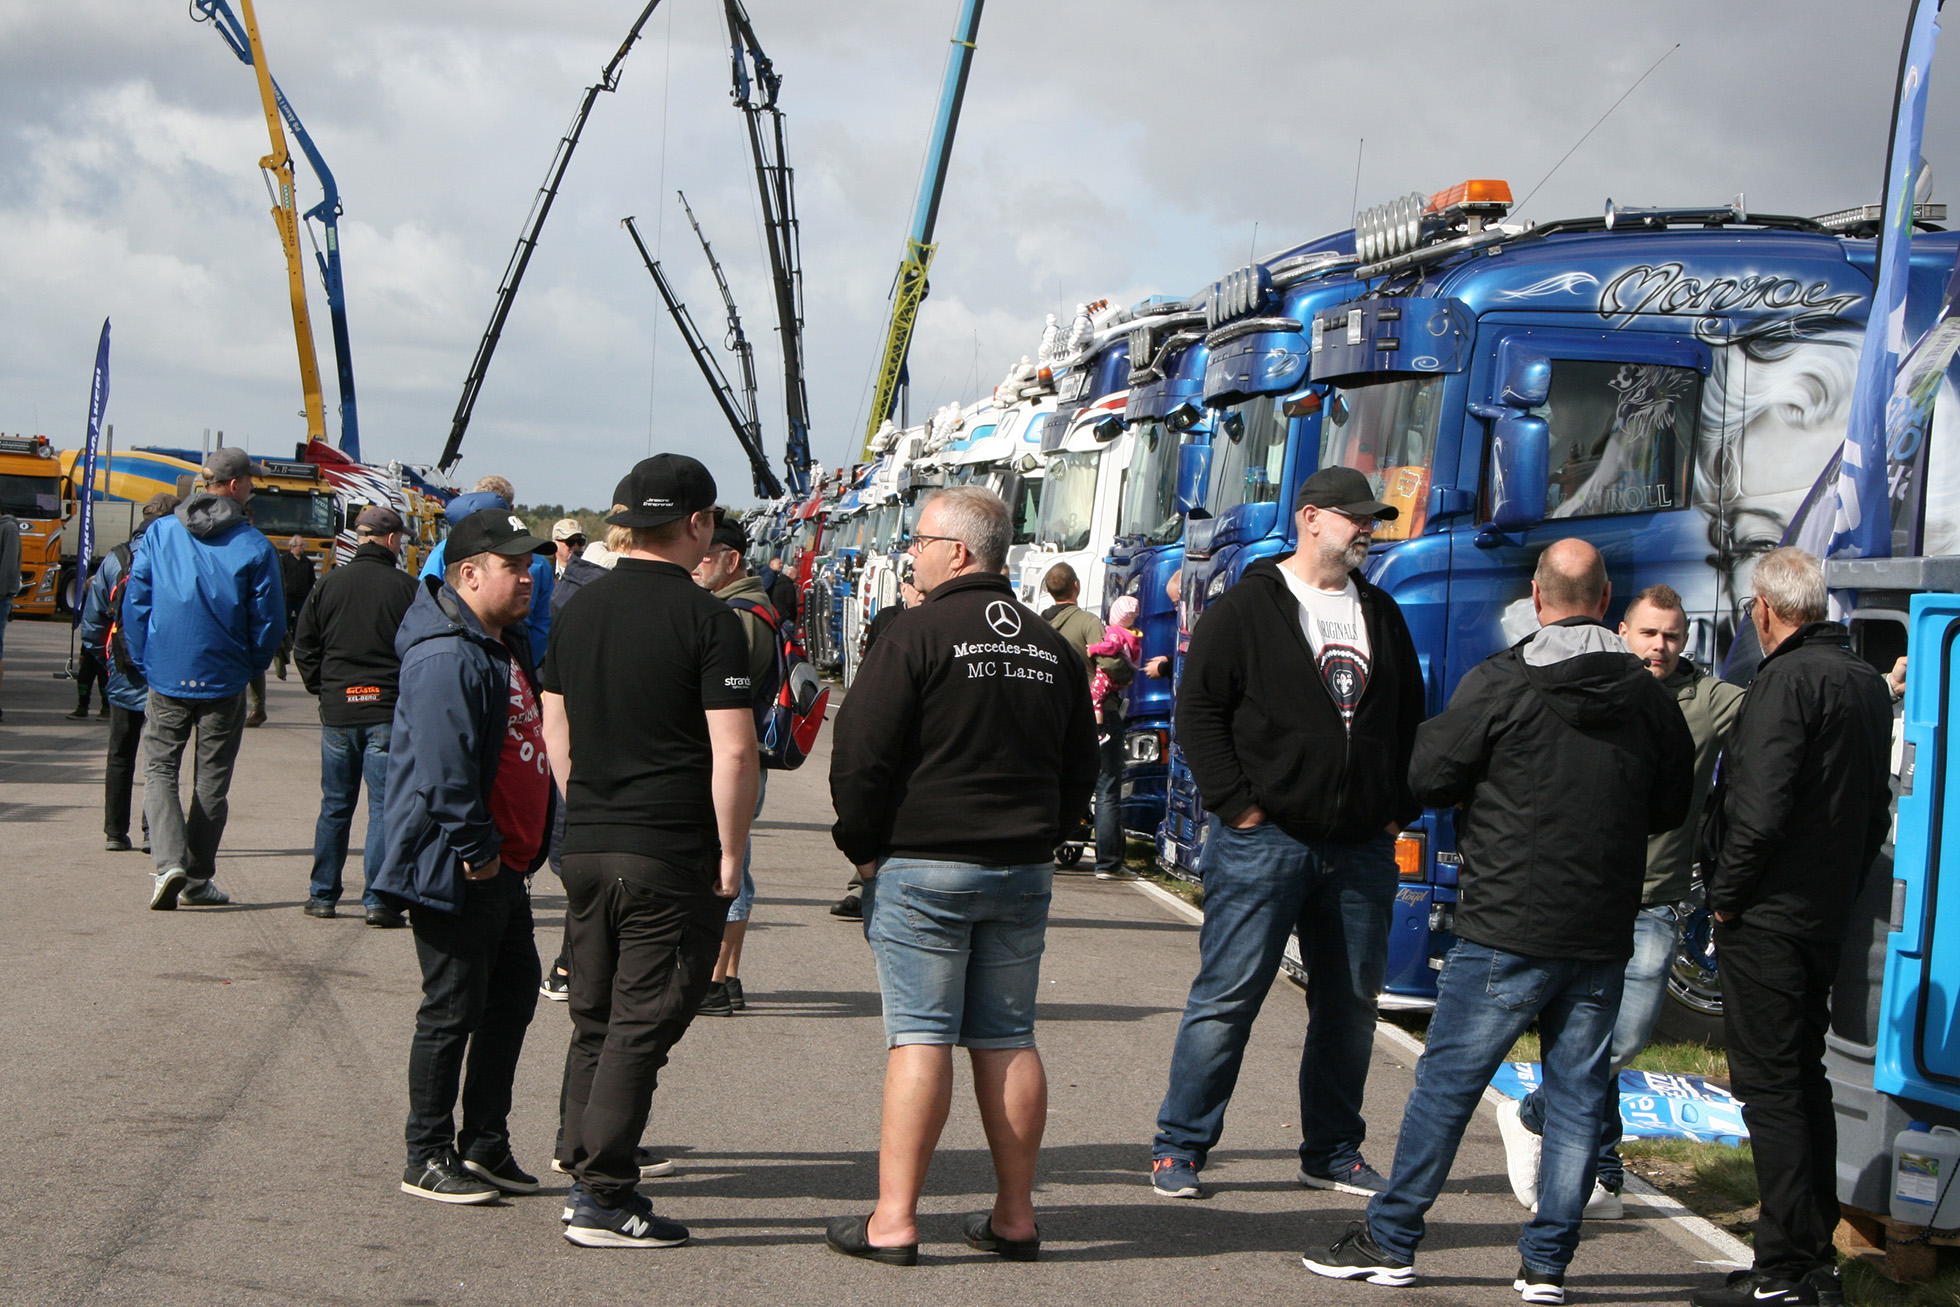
[102,543,145,686]
[726,596,828,770]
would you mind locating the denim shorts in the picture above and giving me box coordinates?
[862,858,1052,1049]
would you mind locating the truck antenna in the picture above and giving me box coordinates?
[1512,43,1679,221]
[1350,137,1364,221]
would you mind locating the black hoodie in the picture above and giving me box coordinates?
[1409,618,1694,962]
[292,542,418,725]
[1175,556,1425,843]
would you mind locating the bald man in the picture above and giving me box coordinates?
[1305,538,1693,1301]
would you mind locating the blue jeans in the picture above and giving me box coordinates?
[1368,940,1626,1275]
[1094,711,1125,874]
[1153,818,1397,1174]
[1519,903,1680,1188]
[727,771,767,923]
[308,722,391,908]
[862,858,1052,1049]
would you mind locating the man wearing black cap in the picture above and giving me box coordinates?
[373,507,558,1206]
[124,446,286,911]
[1149,466,1425,1200]
[294,503,419,925]
[539,454,759,1248]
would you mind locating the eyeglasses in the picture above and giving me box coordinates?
[906,533,963,555]
[1740,595,1758,620]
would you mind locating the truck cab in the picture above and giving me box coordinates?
[0,434,72,615]
[1014,323,1135,609]
[238,457,341,582]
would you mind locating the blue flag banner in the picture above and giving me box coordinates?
[1490,1062,1750,1149]
[1829,0,1944,559]
[75,317,111,601]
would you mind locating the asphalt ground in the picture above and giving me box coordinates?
[0,617,1741,1306]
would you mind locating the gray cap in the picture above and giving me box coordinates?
[356,504,406,534]
[203,446,268,482]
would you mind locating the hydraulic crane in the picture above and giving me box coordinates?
[440,0,667,473]
[623,214,784,501]
[723,0,811,496]
[679,190,764,457]
[208,0,328,447]
[190,0,360,459]
[860,0,984,460]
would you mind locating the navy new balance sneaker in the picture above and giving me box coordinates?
[1302,1220,1415,1288]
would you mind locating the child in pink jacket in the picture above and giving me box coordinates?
[1087,595,1142,722]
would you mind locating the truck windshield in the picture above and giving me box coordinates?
[1119,420,1183,546]
[247,489,338,539]
[1203,396,1287,518]
[0,474,62,519]
[1010,474,1041,545]
[1037,451,1101,551]
[1318,375,1446,541]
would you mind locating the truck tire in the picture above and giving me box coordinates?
[1653,891,1726,1047]
[57,563,80,615]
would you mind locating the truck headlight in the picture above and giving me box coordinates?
[1124,728,1167,765]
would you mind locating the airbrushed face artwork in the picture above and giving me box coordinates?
[1491,301,1960,657]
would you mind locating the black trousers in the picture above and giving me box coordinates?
[404,872,541,1165]
[105,704,145,839]
[558,852,725,1206]
[1717,920,1841,1278]
[76,651,108,710]
[1094,710,1126,873]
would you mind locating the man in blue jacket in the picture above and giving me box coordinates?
[419,477,554,665]
[79,492,179,853]
[375,507,557,1206]
[124,448,284,911]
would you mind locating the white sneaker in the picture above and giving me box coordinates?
[1584,1180,1624,1220]
[1495,1099,1541,1210]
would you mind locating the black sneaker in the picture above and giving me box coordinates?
[1514,1262,1566,1305]
[105,835,132,852]
[1804,1265,1843,1307]
[1301,1220,1415,1287]
[563,1191,688,1248]
[551,1148,676,1179]
[1690,1270,1818,1307]
[366,906,406,929]
[725,977,746,1011]
[1299,1158,1390,1197]
[303,900,337,919]
[697,981,734,1017]
[463,1151,540,1194]
[540,967,571,1001]
[66,706,90,720]
[830,894,862,919]
[401,1151,500,1205]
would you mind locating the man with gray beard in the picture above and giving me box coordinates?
[1150,467,1425,1200]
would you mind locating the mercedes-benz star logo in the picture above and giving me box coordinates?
[985,600,1023,637]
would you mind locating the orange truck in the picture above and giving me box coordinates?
[0,434,74,616]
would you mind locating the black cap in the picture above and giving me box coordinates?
[608,453,717,528]
[446,507,553,561]
[1296,466,1398,521]
[710,510,747,553]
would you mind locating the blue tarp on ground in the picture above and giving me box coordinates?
[1490,1061,1749,1148]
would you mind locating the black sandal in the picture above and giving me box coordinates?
[963,1212,1040,1261]
[824,1214,919,1266]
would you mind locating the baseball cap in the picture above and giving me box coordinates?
[445,508,553,561]
[607,453,717,528]
[551,517,586,542]
[1296,466,1398,521]
[710,510,747,553]
[356,504,405,534]
[203,446,268,483]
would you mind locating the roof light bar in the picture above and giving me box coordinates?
[1812,201,1948,232]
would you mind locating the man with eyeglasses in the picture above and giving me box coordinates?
[826,486,1097,1266]
[1150,466,1426,1201]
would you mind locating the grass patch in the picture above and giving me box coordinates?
[1125,839,1203,907]
[1843,1258,1960,1307]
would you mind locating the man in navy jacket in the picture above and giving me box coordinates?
[374,508,557,1206]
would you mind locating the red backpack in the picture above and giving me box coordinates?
[725,597,828,770]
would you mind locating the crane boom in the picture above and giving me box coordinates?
[678,190,762,439]
[439,0,668,472]
[862,0,984,458]
[723,0,811,496]
[622,217,783,499]
[235,0,327,444]
[192,0,361,458]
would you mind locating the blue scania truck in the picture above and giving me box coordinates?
[1162,179,1960,1010]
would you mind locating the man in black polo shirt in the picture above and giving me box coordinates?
[540,454,760,1249]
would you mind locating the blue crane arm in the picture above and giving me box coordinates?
[191,0,361,460]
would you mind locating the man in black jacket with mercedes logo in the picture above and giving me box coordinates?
[1151,466,1426,1202]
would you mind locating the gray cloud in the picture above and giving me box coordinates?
[0,0,1948,507]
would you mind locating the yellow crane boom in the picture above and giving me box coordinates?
[238,0,326,442]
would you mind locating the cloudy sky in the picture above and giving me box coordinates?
[0,1,1952,509]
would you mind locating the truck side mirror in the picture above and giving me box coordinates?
[1175,442,1212,518]
[344,504,368,532]
[1489,414,1550,532]
[1499,345,1552,408]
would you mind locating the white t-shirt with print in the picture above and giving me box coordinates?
[1278,567,1371,727]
